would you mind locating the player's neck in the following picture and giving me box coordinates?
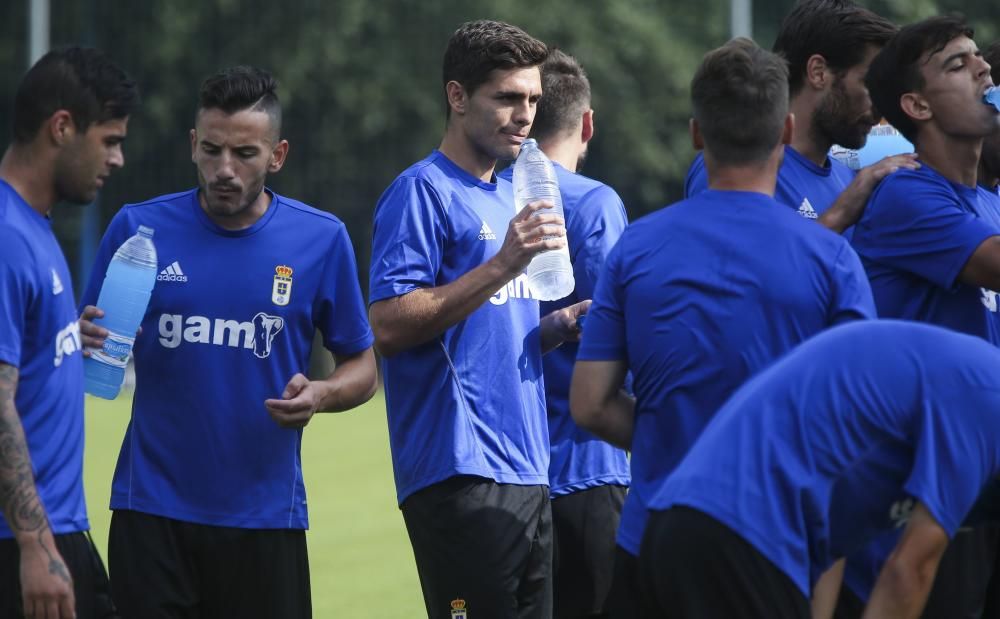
[538,139,581,173]
[0,144,57,217]
[917,128,982,188]
[438,127,497,183]
[789,95,831,167]
[978,160,999,190]
[704,155,780,196]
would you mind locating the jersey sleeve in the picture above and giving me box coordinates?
[904,390,1000,537]
[828,242,877,324]
[576,238,628,361]
[0,230,35,367]
[684,153,709,199]
[79,208,135,310]
[568,185,628,301]
[853,173,999,290]
[316,224,375,356]
[368,176,448,304]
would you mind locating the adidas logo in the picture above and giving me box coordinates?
[478,221,497,241]
[157,261,189,283]
[51,268,64,295]
[797,198,818,219]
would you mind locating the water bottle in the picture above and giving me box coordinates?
[512,139,575,301]
[84,225,157,399]
[986,86,1000,112]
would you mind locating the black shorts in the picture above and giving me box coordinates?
[638,506,810,619]
[0,530,117,619]
[551,485,626,618]
[401,475,552,619]
[108,509,310,619]
[607,546,639,619]
[836,524,1000,619]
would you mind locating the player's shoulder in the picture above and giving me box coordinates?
[273,191,346,230]
[122,188,198,212]
[868,165,955,210]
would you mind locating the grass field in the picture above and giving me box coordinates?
[83,390,425,617]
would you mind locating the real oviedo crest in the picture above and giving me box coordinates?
[272,265,293,306]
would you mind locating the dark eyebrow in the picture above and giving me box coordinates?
[939,49,977,68]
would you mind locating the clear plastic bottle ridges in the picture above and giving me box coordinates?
[985,86,1000,112]
[84,225,157,399]
[512,138,575,301]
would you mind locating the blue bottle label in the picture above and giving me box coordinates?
[90,332,135,369]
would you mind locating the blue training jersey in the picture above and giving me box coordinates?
[844,164,1000,598]
[80,189,373,529]
[0,181,87,539]
[577,189,875,554]
[370,151,549,505]
[648,321,1000,597]
[498,162,630,497]
[685,145,856,220]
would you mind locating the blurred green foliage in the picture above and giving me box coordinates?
[0,0,997,292]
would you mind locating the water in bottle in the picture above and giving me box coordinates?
[986,86,1000,113]
[512,138,575,301]
[84,225,158,399]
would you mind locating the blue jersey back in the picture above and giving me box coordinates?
[685,146,856,221]
[649,321,1000,596]
[80,189,373,529]
[498,162,630,497]
[852,164,1000,343]
[370,152,548,504]
[0,181,87,538]
[578,189,875,553]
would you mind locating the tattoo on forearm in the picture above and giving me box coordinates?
[0,364,49,536]
[38,531,70,583]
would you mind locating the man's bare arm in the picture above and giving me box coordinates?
[0,362,75,617]
[371,200,565,357]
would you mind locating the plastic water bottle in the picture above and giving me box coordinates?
[512,139,575,301]
[84,225,157,399]
[986,86,1000,112]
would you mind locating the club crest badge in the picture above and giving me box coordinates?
[450,599,467,619]
[272,265,293,306]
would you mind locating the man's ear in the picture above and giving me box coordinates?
[48,110,76,146]
[581,109,594,145]
[268,140,289,173]
[445,81,468,116]
[901,92,932,123]
[805,54,831,90]
[690,118,704,151]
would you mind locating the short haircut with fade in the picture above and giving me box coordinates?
[442,20,548,116]
[197,65,282,138]
[866,16,974,144]
[692,38,789,165]
[530,49,591,142]
[12,46,139,143]
[773,0,897,97]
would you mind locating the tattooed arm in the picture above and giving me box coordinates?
[0,363,75,618]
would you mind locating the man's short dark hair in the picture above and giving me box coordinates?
[197,65,282,138]
[442,20,548,115]
[12,46,139,143]
[529,49,591,143]
[692,38,789,165]
[774,0,897,96]
[866,16,974,144]
[984,40,1000,84]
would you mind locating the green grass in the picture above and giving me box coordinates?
[83,390,424,617]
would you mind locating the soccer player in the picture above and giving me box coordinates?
[79,66,377,618]
[685,0,917,233]
[0,47,138,619]
[638,320,1000,619]
[570,37,875,619]
[369,21,586,618]
[840,19,1000,616]
[497,49,630,618]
